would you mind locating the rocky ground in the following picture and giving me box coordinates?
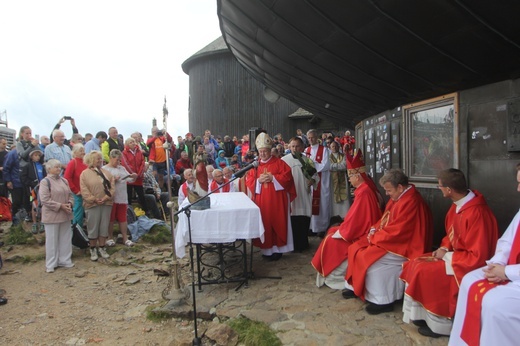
[0,222,449,345]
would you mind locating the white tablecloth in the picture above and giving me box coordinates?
[175,192,265,258]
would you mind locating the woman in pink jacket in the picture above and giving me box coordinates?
[39,159,74,273]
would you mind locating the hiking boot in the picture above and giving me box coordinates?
[31,224,38,234]
[90,248,98,261]
[98,247,110,259]
[39,223,45,233]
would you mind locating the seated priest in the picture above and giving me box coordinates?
[449,163,520,346]
[311,149,383,288]
[343,168,433,315]
[400,168,498,338]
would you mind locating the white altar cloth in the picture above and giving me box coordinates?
[175,192,265,258]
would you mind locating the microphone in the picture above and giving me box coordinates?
[232,158,259,178]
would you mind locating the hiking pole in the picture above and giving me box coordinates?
[161,96,185,303]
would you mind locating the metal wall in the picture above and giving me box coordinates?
[186,52,311,141]
[358,78,520,245]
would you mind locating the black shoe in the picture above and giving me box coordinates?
[412,320,427,327]
[341,289,357,299]
[317,232,326,238]
[0,297,7,305]
[270,253,283,261]
[365,302,394,315]
[418,325,445,338]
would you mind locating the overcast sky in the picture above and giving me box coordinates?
[0,0,222,140]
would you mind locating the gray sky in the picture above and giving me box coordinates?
[0,0,222,140]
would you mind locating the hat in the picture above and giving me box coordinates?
[255,132,273,150]
[346,149,366,176]
[29,147,43,157]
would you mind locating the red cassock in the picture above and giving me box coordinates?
[311,182,382,276]
[246,156,296,249]
[346,185,433,301]
[400,190,498,318]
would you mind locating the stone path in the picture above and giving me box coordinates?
[171,237,449,345]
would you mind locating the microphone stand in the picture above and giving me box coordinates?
[174,174,243,346]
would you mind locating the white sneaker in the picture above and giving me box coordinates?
[98,247,110,259]
[90,248,98,261]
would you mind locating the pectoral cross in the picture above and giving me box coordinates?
[263,168,269,189]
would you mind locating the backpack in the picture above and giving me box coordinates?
[127,205,137,224]
[0,197,12,221]
[71,223,89,249]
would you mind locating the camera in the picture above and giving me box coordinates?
[64,116,72,120]
[156,131,163,136]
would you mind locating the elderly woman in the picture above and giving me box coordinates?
[103,149,137,247]
[121,137,146,213]
[64,143,88,227]
[80,150,115,261]
[39,159,74,273]
[329,141,349,218]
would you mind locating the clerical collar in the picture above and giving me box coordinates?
[260,156,273,164]
[397,185,413,200]
[454,190,475,213]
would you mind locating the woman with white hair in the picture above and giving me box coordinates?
[80,150,115,261]
[39,159,74,273]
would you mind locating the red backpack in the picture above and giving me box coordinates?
[0,197,12,221]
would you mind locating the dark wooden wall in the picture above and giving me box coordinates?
[357,79,520,246]
[186,52,311,141]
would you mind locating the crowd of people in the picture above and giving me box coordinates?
[1,117,519,345]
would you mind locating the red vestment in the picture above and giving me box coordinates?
[246,156,296,249]
[209,179,231,193]
[400,191,498,318]
[311,182,382,276]
[346,185,433,300]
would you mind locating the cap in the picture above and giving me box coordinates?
[29,147,43,157]
[255,132,273,150]
[346,149,366,176]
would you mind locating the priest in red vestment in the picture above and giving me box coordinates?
[449,164,520,346]
[400,168,498,338]
[209,169,235,193]
[311,149,383,289]
[344,168,433,315]
[246,132,296,261]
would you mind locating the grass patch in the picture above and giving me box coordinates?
[6,224,36,245]
[145,304,172,322]
[10,253,46,264]
[140,224,172,244]
[228,316,282,346]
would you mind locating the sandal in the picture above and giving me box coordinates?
[106,239,116,247]
[125,240,134,247]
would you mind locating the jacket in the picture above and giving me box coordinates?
[39,175,74,224]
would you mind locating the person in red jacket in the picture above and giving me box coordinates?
[121,137,146,213]
[400,168,498,338]
[146,126,173,191]
[175,151,193,179]
[64,143,88,227]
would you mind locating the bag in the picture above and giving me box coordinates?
[127,205,137,224]
[0,197,12,221]
[71,223,89,249]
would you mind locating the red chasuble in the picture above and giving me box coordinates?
[346,185,433,301]
[246,156,296,249]
[400,191,498,318]
[311,182,382,276]
[209,179,231,193]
